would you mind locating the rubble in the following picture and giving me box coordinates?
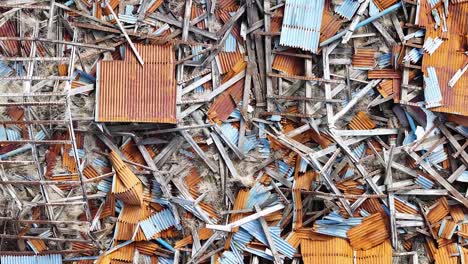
[0,0,467,263]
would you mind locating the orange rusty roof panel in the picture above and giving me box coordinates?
[301,237,353,264]
[217,49,245,74]
[110,151,144,206]
[377,79,394,98]
[320,11,343,43]
[368,69,401,79]
[272,51,304,76]
[355,240,392,264]
[207,78,245,123]
[421,3,468,116]
[373,0,398,10]
[427,197,449,225]
[347,213,390,250]
[97,44,176,124]
[348,111,376,130]
[352,49,375,69]
[449,205,464,223]
[434,244,458,264]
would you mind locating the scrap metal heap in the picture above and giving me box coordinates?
[0,0,467,263]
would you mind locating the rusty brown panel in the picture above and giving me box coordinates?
[368,69,401,79]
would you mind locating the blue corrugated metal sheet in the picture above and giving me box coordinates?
[335,0,360,20]
[191,45,203,61]
[428,0,440,8]
[0,61,12,77]
[140,209,179,239]
[241,220,295,259]
[423,37,443,55]
[158,256,174,264]
[244,247,275,261]
[314,211,362,238]
[93,158,109,167]
[223,33,237,52]
[427,149,447,165]
[247,182,272,208]
[258,138,271,158]
[352,143,366,159]
[219,251,238,264]
[230,228,252,262]
[0,127,21,141]
[456,171,468,182]
[378,53,392,68]
[220,123,239,146]
[277,160,294,178]
[280,0,325,53]
[369,0,380,16]
[404,48,423,63]
[424,67,443,108]
[98,178,112,193]
[415,174,434,189]
[299,157,308,173]
[1,254,62,264]
[179,149,195,159]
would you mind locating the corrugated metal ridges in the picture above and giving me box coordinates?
[377,79,394,97]
[0,21,19,56]
[355,240,392,264]
[449,205,464,223]
[191,4,206,29]
[421,2,468,116]
[272,52,304,76]
[334,0,360,20]
[116,205,151,240]
[348,111,376,130]
[207,78,245,123]
[217,49,245,74]
[320,11,343,42]
[394,197,419,215]
[424,67,443,109]
[109,242,135,262]
[301,237,353,264]
[434,244,459,264]
[97,44,176,124]
[427,197,449,224]
[372,0,398,10]
[1,255,62,264]
[347,213,389,250]
[110,151,143,206]
[280,0,326,53]
[368,69,401,79]
[175,228,213,249]
[352,49,375,69]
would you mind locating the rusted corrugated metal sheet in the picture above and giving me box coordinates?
[355,240,392,264]
[109,242,135,262]
[191,5,206,29]
[347,213,389,250]
[427,197,449,224]
[272,51,304,76]
[394,197,419,215]
[320,11,343,43]
[0,21,18,56]
[352,49,375,69]
[373,0,398,10]
[116,204,151,240]
[184,168,219,220]
[270,7,284,33]
[348,111,376,130]
[301,237,353,264]
[360,198,385,214]
[433,244,458,264]
[421,3,468,116]
[218,48,245,74]
[110,151,144,206]
[207,78,245,123]
[449,205,464,223]
[174,228,213,249]
[97,44,176,123]
[217,0,240,12]
[368,69,401,79]
[377,79,394,97]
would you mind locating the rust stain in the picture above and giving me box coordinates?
[272,50,305,76]
[301,237,353,264]
[320,11,343,43]
[421,3,468,116]
[427,197,449,225]
[109,151,144,206]
[97,44,176,123]
[373,0,398,10]
[352,49,375,69]
[368,69,401,79]
[347,213,390,250]
[348,111,376,130]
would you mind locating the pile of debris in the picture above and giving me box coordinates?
[0,0,467,263]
